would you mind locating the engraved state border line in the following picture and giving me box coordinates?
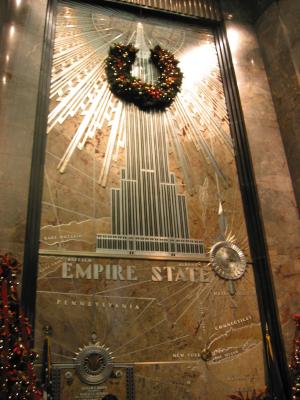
[207,321,262,348]
[207,341,261,365]
[36,290,156,301]
[115,334,190,358]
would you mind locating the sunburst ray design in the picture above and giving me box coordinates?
[36,3,265,398]
[43,1,241,259]
[49,1,231,189]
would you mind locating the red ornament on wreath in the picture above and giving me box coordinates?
[105,43,183,111]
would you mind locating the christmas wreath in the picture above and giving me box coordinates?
[105,43,183,111]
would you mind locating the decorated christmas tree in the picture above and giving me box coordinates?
[290,314,300,399]
[0,253,42,400]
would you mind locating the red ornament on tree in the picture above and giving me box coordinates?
[290,314,300,399]
[0,253,42,400]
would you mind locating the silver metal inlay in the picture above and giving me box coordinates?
[111,0,221,20]
[74,344,113,385]
[209,241,247,280]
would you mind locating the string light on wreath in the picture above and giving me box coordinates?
[105,43,183,111]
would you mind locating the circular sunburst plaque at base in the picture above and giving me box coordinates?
[209,241,247,280]
[74,343,113,385]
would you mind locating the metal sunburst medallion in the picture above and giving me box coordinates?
[209,241,247,280]
[74,343,113,385]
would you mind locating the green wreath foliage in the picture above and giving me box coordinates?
[105,43,183,111]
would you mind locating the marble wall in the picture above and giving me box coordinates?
[256,0,300,211]
[223,7,300,355]
[0,0,48,259]
[0,0,299,382]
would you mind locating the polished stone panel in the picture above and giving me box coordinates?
[33,5,266,397]
[0,0,48,258]
[256,0,300,210]
[225,18,300,354]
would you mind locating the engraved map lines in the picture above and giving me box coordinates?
[37,256,259,366]
[42,1,235,257]
[37,0,260,371]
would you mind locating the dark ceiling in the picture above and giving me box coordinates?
[246,0,276,20]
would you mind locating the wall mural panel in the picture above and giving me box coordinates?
[36,1,265,398]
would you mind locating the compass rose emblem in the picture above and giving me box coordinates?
[210,241,247,280]
[74,343,114,385]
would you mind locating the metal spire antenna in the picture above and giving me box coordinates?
[133,22,154,82]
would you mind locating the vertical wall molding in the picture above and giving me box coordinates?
[214,22,291,399]
[21,0,57,327]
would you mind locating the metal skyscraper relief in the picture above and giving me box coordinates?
[35,1,266,398]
